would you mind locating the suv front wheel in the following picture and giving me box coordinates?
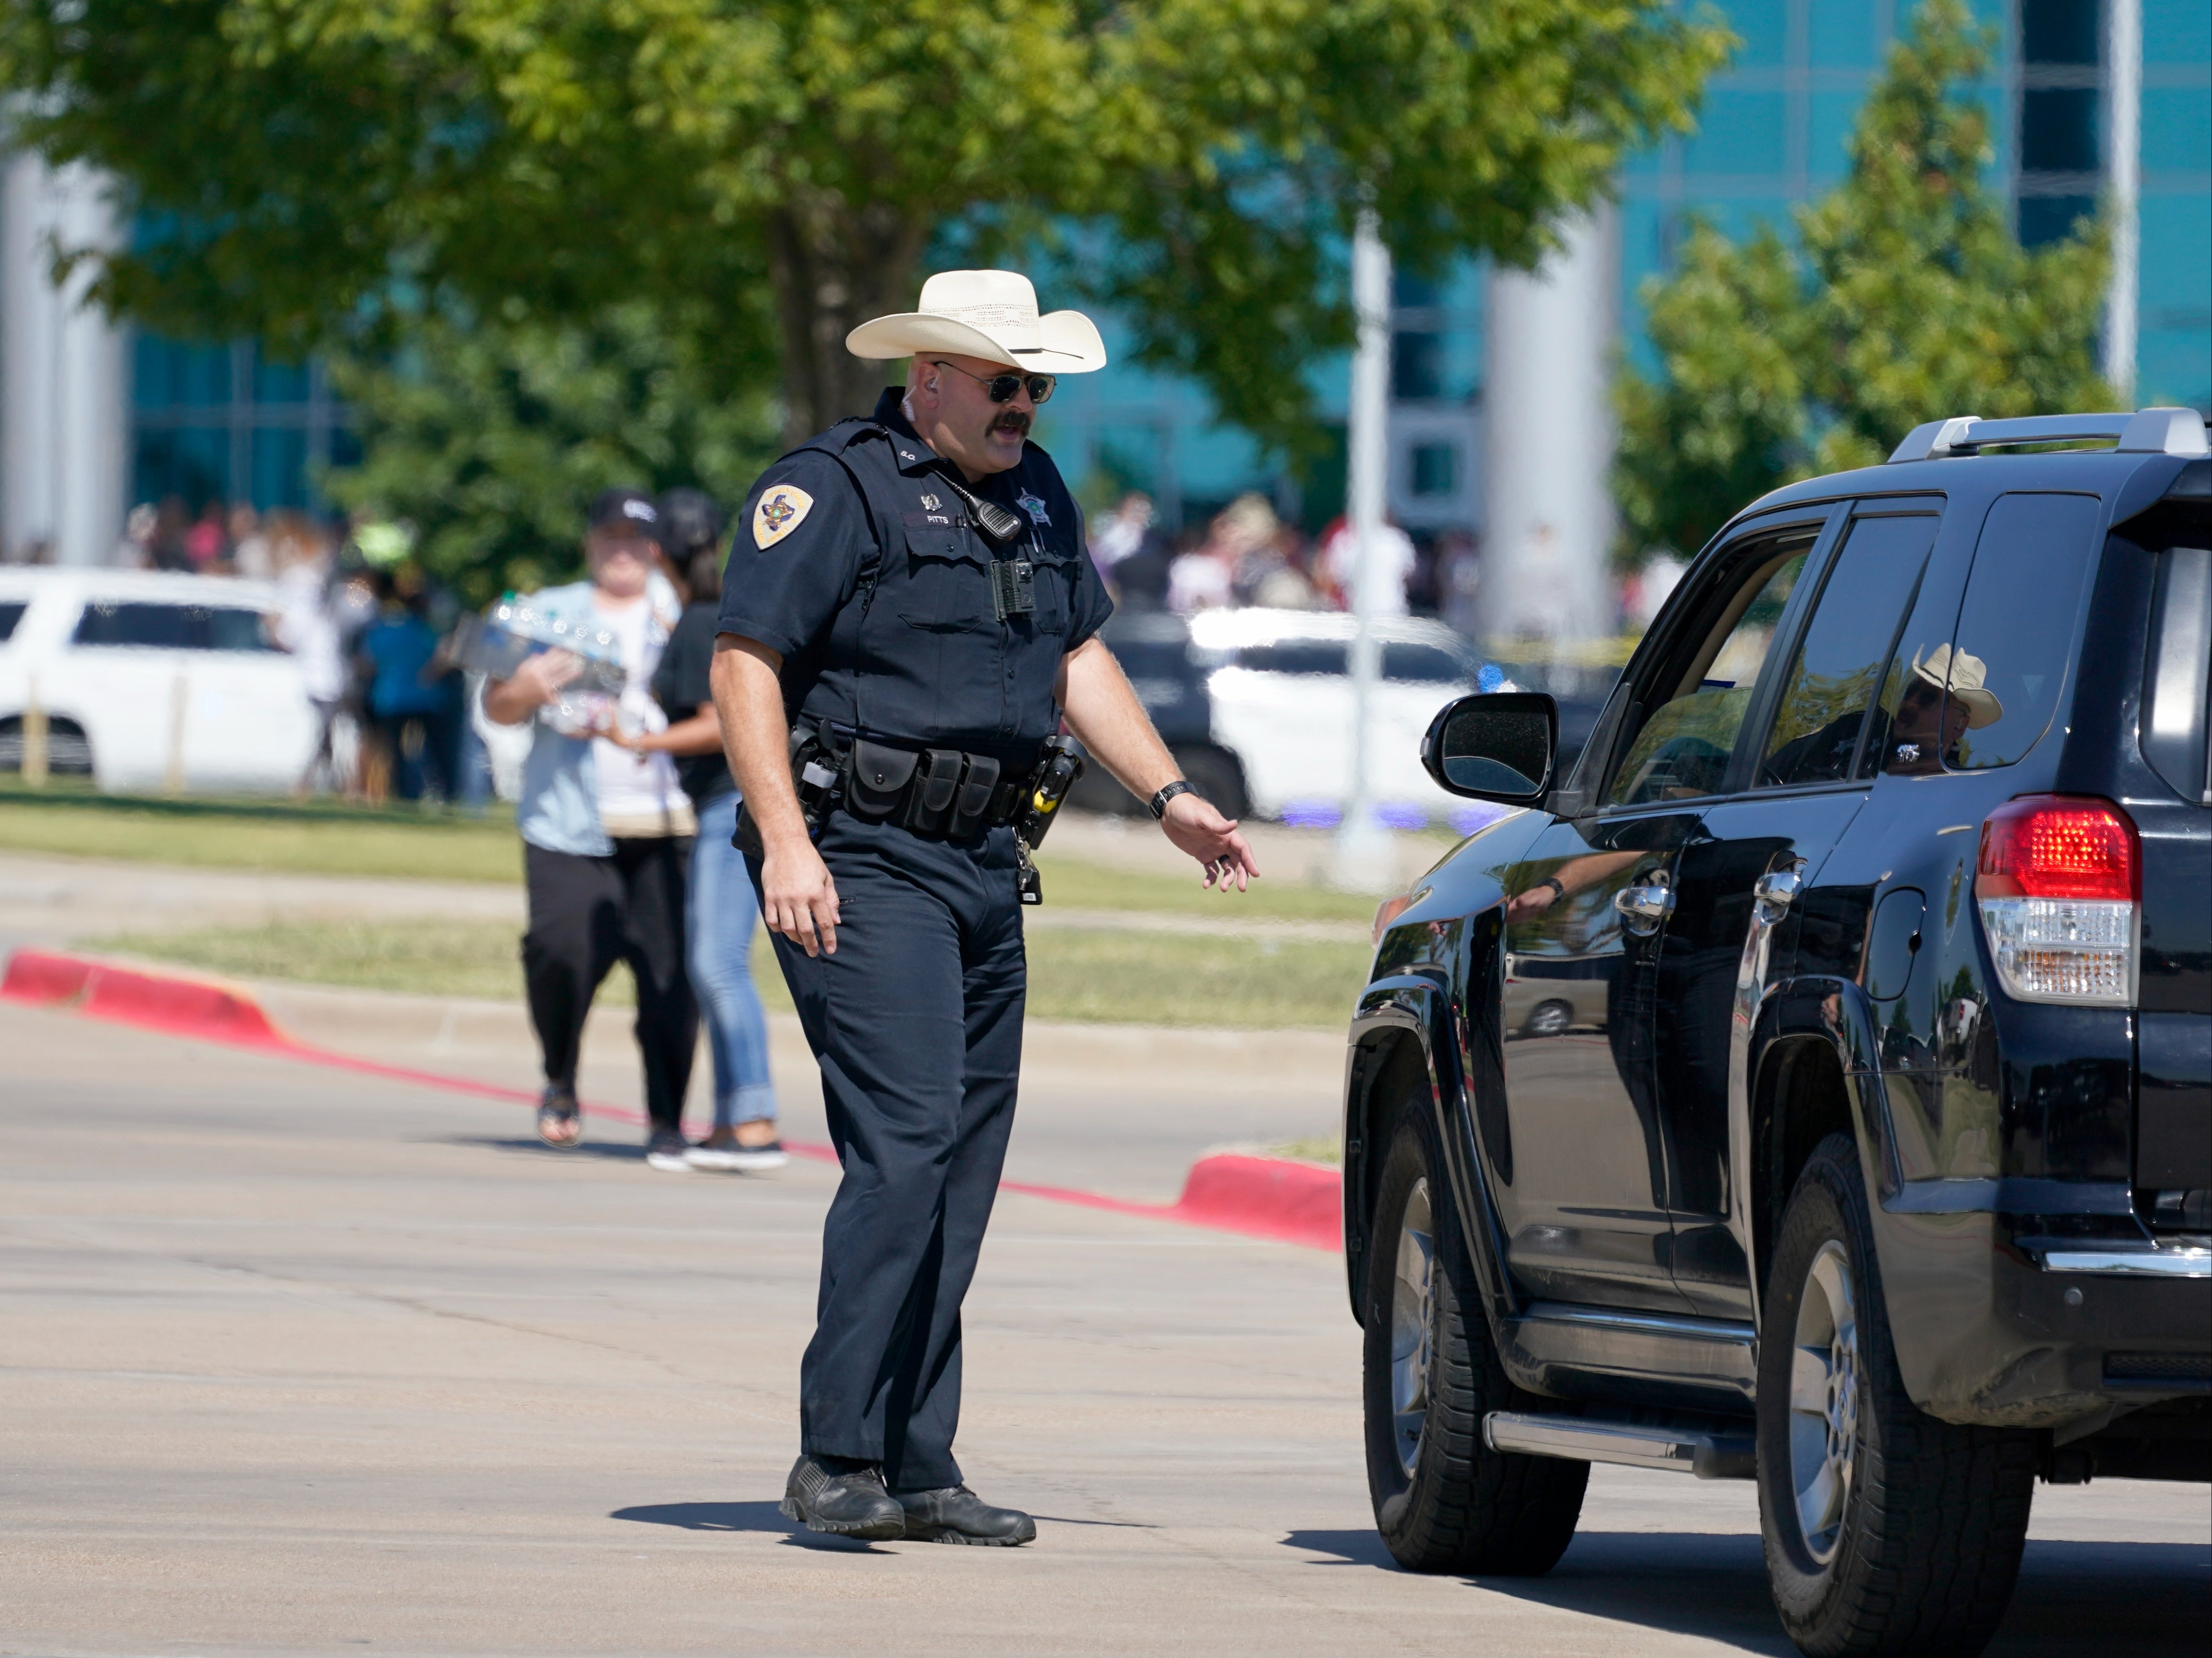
[1758,1133,2037,1656]
[1362,1102,1586,1574]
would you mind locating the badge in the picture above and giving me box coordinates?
[1016,489,1051,526]
[752,485,814,549]
[920,493,941,511]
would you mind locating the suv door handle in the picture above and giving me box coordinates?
[1752,867,1804,925]
[1613,876,1676,934]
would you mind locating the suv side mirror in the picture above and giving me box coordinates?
[1422,692,1558,805]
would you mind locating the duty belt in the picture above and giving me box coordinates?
[840,737,1028,840]
[740,724,1082,903]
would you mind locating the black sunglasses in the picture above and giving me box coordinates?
[929,359,1056,406]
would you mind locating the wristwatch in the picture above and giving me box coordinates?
[1148,780,1196,820]
[1534,875,1566,901]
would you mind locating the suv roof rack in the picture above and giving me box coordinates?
[1888,407,2210,463]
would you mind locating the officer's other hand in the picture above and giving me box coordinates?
[762,840,841,956]
[1161,793,1259,893]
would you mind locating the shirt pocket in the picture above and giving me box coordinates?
[1028,549,1079,637]
[896,515,994,633]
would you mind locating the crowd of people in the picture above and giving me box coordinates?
[1088,487,1484,634]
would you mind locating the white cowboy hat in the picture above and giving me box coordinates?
[1911,643,2005,728]
[845,270,1108,375]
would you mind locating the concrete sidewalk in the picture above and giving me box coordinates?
[4,1001,2200,1658]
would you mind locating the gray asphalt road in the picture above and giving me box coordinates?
[2,1000,2204,1657]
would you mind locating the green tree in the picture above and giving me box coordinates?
[1614,0,2112,562]
[320,300,781,604]
[3,0,1728,458]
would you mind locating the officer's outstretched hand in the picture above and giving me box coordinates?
[761,840,842,957]
[1161,793,1260,893]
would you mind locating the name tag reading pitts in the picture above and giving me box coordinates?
[990,558,1035,621]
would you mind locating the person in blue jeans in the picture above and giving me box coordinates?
[614,490,785,1171]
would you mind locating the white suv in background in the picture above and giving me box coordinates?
[1088,606,1503,832]
[0,569,317,794]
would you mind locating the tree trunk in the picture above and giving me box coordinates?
[766,191,935,447]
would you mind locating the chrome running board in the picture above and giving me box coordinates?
[1484,1411,1756,1480]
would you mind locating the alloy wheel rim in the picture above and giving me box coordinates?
[1389,1177,1435,1479]
[1787,1239,1860,1565]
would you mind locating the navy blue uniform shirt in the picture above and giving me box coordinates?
[718,388,1112,763]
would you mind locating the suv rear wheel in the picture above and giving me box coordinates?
[1362,1102,1585,1573]
[1758,1133,2037,1656]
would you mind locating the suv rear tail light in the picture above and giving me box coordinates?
[1976,796,2139,1005]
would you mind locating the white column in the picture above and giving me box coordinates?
[3,150,130,565]
[1483,205,1619,648]
[2104,0,2141,403]
[1332,207,1395,887]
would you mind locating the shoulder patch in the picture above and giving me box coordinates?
[753,484,815,549]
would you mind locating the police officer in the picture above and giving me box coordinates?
[712,270,1258,1545]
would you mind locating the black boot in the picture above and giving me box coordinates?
[893,1484,1037,1546]
[780,1455,905,1540]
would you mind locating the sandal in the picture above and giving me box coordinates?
[537,1087,583,1149]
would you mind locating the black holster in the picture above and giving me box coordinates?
[732,722,845,856]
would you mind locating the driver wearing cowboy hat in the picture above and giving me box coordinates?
[1761,641,2006,786]
[710,271,1259,1545]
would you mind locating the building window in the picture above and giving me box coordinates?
[2017,0,2104,248]
[1391,332,1445,401]
[130,337,351,513]
[1410,442,1457,498]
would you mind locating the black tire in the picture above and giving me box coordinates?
[1169,744,1249,821]
[1757,1133,2037,1657]
[1363,1103,1586,1574]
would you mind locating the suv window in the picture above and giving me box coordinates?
[2142,542,2211,805]
[1755,514,1937,789]
[1940,492,2102,770]
[0,601,25,643]
[1236,640,1347,677]
[1382,642,1467,683]
[73,601,275,652]
[1605,538,1811,807]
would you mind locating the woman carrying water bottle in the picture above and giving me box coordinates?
[609,488,785,1171]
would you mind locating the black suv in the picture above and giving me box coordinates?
[1342,409,2209,1657]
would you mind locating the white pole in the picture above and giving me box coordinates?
[1333,207,1395,889]
[2104,0,2141,403]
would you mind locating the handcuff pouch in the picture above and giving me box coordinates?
[845,739,919,822]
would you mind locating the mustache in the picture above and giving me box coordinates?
[990,409,1032,436]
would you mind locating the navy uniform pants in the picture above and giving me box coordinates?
[750,812,1025,1492]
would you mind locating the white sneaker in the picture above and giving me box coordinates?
[645,1130,692,1172]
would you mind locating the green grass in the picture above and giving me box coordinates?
[88,917,1373,1030]
[1267,1136,1343,1164]
[0,782,522,885]
[1030,848,1377,923]
[0,781,1379,924]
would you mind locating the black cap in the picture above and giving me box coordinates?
[587,487,659,534]
[657,488,725,555]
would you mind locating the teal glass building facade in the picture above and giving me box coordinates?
[1040,0,2210,531]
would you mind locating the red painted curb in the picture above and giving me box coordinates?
[1171,1152,1342,1250]
[4,948,1342,1251]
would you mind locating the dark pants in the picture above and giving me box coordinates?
[753,813,1026,1492]
[522,837,697,1131]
